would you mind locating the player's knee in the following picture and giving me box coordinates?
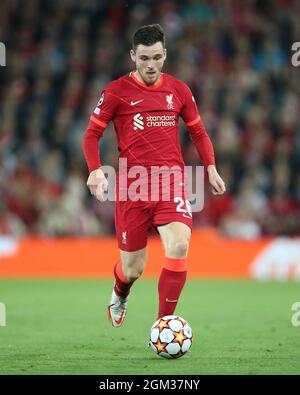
[169,240,189,258]
[124,268,143,282]
[123,260,145,282]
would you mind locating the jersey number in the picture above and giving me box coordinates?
[174,197,192,218]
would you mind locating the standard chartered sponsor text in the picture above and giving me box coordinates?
[146,115,176,127]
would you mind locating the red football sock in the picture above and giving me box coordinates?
[158,257,187,319]
[113,261,133,299]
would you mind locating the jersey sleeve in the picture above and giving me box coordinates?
[179,81,200,126]
[179,81,215,168]
[82,83,120,172]
[89,83,120,128]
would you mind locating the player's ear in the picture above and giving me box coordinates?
[163,48,167,61]
[130,49,136,62]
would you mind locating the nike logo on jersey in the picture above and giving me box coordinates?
[131,100,144,105]
[166,298,178,303]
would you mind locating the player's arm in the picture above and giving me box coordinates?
[82,88,118,201]
[187,116,225,195]
[180,82,226,195]
[82,118,108,201]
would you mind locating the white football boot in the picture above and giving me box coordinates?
[107,289,128,327]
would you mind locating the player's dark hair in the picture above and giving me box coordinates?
[132,24,165,50]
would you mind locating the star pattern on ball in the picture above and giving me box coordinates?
[156,319,169,331]
[149,316,193,359]
[155,338,167,353]
[172,330,187,346]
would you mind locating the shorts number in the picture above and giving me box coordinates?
[174,197,192,218]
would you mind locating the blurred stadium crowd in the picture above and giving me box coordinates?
[0,0,300,238]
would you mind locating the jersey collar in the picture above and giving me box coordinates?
[130,71,164,90]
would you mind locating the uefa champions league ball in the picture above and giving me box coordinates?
[149,315,193,359]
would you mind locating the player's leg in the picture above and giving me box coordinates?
[108,247,147,327]
[109,193,151,327]
[156,221,191,318]
[119,247,148,282]
[113,247,147,301]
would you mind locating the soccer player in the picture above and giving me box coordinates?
[82,24,225,327]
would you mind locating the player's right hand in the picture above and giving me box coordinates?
[207,165,226,196]
[86,168,108,202]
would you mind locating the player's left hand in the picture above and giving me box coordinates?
[207,165,226,195]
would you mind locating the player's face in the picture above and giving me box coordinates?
[130,42,166,85]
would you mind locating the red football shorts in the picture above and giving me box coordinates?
[115,172,193,252]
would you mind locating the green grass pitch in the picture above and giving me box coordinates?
[0,279,299,375]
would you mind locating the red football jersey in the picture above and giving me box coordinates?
[89,72,200,170]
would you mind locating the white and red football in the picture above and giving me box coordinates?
[149,315,193,359]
